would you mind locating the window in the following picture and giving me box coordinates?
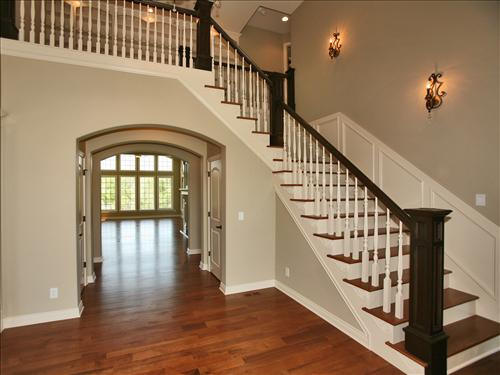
[120,176,136,211]
[158,177,173,209]
[158,156,173,172]
[100,156,116,170]
[139,177,155,210]
[120,154,136,171]
[101,176,116,210]
[139,155,155,171]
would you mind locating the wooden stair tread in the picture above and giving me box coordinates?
[291,197,375,202]
[267,145,283,149]
[252,131,270,135]
[205,84,226,90]
[273,170,346,175]
[314,227,410,241]
[281,183,365,187]
[273,158,337,163]
[237,116,258,121]
[221,100,242,106]
[386,315,500,364]
[328,245,410,265]
[302,212,387,221]
[363,288,478,326]
[343,269,452,292]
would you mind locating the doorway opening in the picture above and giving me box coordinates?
[76,127,225,311]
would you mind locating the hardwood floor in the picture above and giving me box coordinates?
[1,218,402,374]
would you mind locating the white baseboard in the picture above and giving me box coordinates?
[187,248,201,255]
[78,300,84,316]
[93,256,103,263]
[219,280,276,295]
[275,280,368,347]
[87,272,96,283]
[199,261,209,271]
[2,307,81,329]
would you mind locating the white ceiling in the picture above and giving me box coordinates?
[158,1,303,35]
[245,6,292,35]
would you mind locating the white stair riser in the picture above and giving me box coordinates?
[317,234,408,255]
[343,254,410,280]
[303,216,398,233]
[283,185,368,200]
[278,172,351,185]
[447,336,499,373]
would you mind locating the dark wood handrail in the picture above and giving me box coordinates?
[209,17,273,87]
[282,103,413,228]
[131,0,198,17]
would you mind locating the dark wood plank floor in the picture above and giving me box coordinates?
[1,218,404,374]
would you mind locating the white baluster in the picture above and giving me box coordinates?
[50,0,55,46]
[87,0,92,52]
[250,65,254,118]
[297,122,302,183]
[168,10,172,64]
[122,0,126,56]
[211,28,215,84]
[190,15,194,68]
[257,76,261,131]
[292,119,297,182]
[105,0,109,54]
[372,198,379,287]
[218,32,222,85]
[235,52,239,103]
[302,126,308,199]
[153,8,158,62]
[322,146,327,216]
[145,7,150,61]
[69,2,74,49]
[78,0,83,51]
[29,0,35,43]
[344,169,350,257]
[112,0,118,55]
[328,156,334,234]
[129,2,134,58]
[96,0,101,52]
[282,111,288,170]
[353,178,359,260]
[383,208,392,313]
[183,13,186,66]
[314,139,320,216]
[40,0,45,45]
[263,82,268,132]
[175,9,178,65]
[226,40,230,100]
[161,9,165,63]
[336,161,341,234]
[361,187,369,282]
[309,134,313,200]
[19,0,25,41]
[138,3,142,60]
[241,57,246,116]
[395,221,404,319]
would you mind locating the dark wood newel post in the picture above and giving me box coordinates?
[0,0,18,40]
[286,68,296,111]
[404,208,452,375]
[268,72,284,146]
[194,0,214,71]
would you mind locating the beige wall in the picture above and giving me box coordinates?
[291,1,500,224]
[0,56,275,318]
[240,25,287,73]
[275,196,360,330]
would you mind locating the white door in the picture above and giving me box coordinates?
[77,154,87,292]
[209,159,222,280]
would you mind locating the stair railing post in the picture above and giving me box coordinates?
[194,0,214,71]
[0,0,18,40]
[403,208,452,375]
[268,72,285,147]
[285,67,295,110]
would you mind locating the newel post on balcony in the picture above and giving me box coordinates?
[404,208,452,375]
[194,0,214,71]
[0,0,18,40]
[268,72,285,146]
[286,68,296,110]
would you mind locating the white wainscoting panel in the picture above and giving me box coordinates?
[313,112,500,322]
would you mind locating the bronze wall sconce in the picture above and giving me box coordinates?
[425,73,446,114]
[329,32,341,59]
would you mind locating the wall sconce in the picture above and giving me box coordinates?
[329,32,341,59]
[425,73,446,115]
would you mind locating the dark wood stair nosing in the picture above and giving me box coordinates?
[205,84,226,91]
[237,116,258,121]
[302,212,387,221]
[252,131,270,135]
[290,197,376,203]
[328,244,410,265]
[314,227,411,241]
[221,100,242,106]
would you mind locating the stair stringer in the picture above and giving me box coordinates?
[273,181,425,375]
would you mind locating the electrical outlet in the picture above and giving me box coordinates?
[238,211,245,221]
[285,267,290,278]
[49,288,58,299]
[475,194,486,207]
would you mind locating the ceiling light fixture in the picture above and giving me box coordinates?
[282,16,289,22]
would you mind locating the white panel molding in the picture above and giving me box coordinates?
[218,280,275,295]
[2,307,81,329]
[312,111,500,321]
[341,116,376,181]
[275,280,367,347]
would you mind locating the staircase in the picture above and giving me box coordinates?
[3,0,499,373]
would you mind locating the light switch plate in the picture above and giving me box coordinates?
[475,194,486,207]
[49,288,58,299]
[238,211,244,221]
[285,267,290,278]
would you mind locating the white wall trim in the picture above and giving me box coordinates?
[93,256,103,263]
[219,280,275,295]
[2,307,81,329]
[86,272,96,284]
[78,300,84,316]
[275,280,368,347]
[187,248,201,255]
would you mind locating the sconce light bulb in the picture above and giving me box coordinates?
[148,7,153,13]
[281,16,289,22]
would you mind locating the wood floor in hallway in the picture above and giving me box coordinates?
[1,218,403,374]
